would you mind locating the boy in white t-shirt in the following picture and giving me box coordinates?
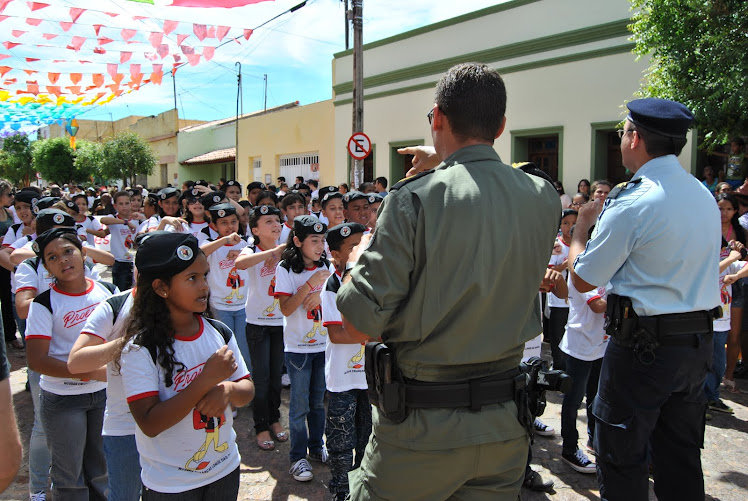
[559,274,608,475]
[100,191,140,291]
[321,222,371,501]
[201,204,251,372]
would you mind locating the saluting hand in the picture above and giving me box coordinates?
[576,199,603,229]
[306,269,331,289]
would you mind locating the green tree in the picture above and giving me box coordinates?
[74,140,104,183]
[101,132,156,187]
[32,137,81,185]
[630,0,748,150]
[0,133,34,185]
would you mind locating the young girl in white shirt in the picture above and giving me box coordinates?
[117,232,253,500]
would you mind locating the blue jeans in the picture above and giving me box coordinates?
[326,389,372,500]
[28,369,51,495]
[103,434,141,501]
[41,389,108,501]
[285,351,326,462]
[561,354,602,455]
[214,309,251,374]
[246,323,283,434]
[112,261,134,293]
[704,330,728,402]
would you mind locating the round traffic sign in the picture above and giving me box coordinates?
[348,132,372,160]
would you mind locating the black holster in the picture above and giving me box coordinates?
[364,342,408,424]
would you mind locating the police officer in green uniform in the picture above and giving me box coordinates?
[569,98,721,501]
[336,63,560,500]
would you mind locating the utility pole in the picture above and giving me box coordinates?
[343,0,350,50]
[350,0,363,189]
[235,62,242,181]
[263,74,268,112]
[172,68,177,111]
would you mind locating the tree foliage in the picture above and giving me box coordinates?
[74,140,104,182]
[31,137,85,185]
[630,0,748,150]
[100,131,156,187]
[0,133,34,185]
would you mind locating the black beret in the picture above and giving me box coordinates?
[63,199,80,213]
[321,191,343,207]
[626,98,694,138]
[247,181,266,191]
[33,197,60,214]
[135,231,201,277]
[512,162,555,187]
[207,203,236,220]
[224,180,242,190]
[180,188,202,203]
[14,191,39,206]
[33,227,79,257]
[36,208,75,228]
[238,200,252,209]
[319,186,338,195]
[293,215,326,238]
[195,180,211,187]
[342,191,368,206]
[158,187,179,200]
[326,222,366,248]
[295,183,310,192]
[367,193,383,204]
[71,193,87,202]
[145,192,159,204]
[252,205,281,218]
[561,209,578,219]
[200,191,225,209]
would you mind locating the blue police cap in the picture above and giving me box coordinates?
[626,98,694,138]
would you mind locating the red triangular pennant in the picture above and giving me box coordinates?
[69,7,85,23]
[207,26,215,38]
[133,15,147,21]
[243,28,253,40]
[92,74,104,87]
[163,20,178,36]
[2,41,20,49]
[173,54,182,63]
[70,73,82,84]
[156,44,169,59]
[98,37,114,45]
[67,36,85,51]
[216,26,230,42]
[112,73,124,85]
[0,66,11,77]
[27,82,39,95]
[27,2,50,11]
[0,15,7,22]
[23,68,36,74]
[45,85,61,97]
[129,64,141,77]
[120,52,132,63]
[177,34,189,45]
[202,46,215,61]
[150,71,163,85]
[60,21,73,31]
[0,54,10,61]
[42,33,57,40]
[121,29,136,41]
[107,63,118,78]
[25,18,42,26]
[104,12,118,17]
[12,30,26,38]
[149,32,163,48]
[144,52,157,61]
[193,24,207,41]
[66,85,81,95]
[0,0,13,13]
[93,24,103,36]
[48,72,60,83]
[180,45,194,55]
[93,47,106,54]
[187,53,200,66]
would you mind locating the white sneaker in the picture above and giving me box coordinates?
[309,445,328,463]
[281,374,291,388]
[30,491,46,501]
[533,418,555,437]
[290,458,313,481]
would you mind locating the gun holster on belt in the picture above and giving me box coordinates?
[365,342,408,424]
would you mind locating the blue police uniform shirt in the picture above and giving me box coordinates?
[574,154,720,316]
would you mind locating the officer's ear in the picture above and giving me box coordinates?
[495,116,507,139]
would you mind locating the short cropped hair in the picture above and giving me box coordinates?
[634,126,687,158]
[434,62,507,143]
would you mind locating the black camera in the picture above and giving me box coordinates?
[520,356,572,417]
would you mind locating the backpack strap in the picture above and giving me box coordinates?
[105,291,130,324]
[97,280,118,295]
[33,289,53,314]
[205,317,233,345]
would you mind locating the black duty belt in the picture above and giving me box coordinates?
[405,368,519,412]
[637,309,716,347]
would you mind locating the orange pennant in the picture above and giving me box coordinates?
[45,85,61,97]
[150,71,163,85]
[66,85,81,95]
[0,66,11,77]
[112,73,124,85]
[70,73,82,84]
[48,72,60,83]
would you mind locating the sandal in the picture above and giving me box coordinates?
[10,339,24,349]
[271,423,288,442]
[257,432,275,451]
[723,378,740,394]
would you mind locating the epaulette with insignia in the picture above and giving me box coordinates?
[391,169,435,191]
[607,178,642,200]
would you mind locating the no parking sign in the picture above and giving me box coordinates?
[348,132,372,160]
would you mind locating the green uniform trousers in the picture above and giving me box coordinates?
[348,433,528,500]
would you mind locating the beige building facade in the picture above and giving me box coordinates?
[331,0,697,193]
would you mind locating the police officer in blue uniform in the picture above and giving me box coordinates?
[569,98,721,501]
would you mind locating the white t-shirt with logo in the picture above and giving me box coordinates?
[205,238,249,312]
[79,290,136,436]
[560,279,609,362]
[715,258,748,331]
[76,215,104,247]
[15,252,100,295]
[274,261,333,353]
[25,279,114,395]
[121,316,249,494]
[167,221,209,240]
[107,219,137,262]
[240,245,283,326]
[279,222,293,246]
[547,238,570,308]
[321,272,366,392]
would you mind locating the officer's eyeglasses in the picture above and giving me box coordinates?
[426,108,434,125]
[617,128,635,139]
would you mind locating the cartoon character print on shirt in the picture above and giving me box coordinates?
[348,343,365,369]
[263,273,279,318]
[303,304,327,343]
[185,410,228,471]
[223,267,245,303]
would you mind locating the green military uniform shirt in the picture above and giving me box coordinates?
[337,144,560,450]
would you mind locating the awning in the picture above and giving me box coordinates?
[181,147,235,165]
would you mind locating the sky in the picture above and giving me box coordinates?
[1,0,506,125]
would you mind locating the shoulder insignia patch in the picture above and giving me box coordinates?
[391,169,435,191]
[607,178,642,201]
